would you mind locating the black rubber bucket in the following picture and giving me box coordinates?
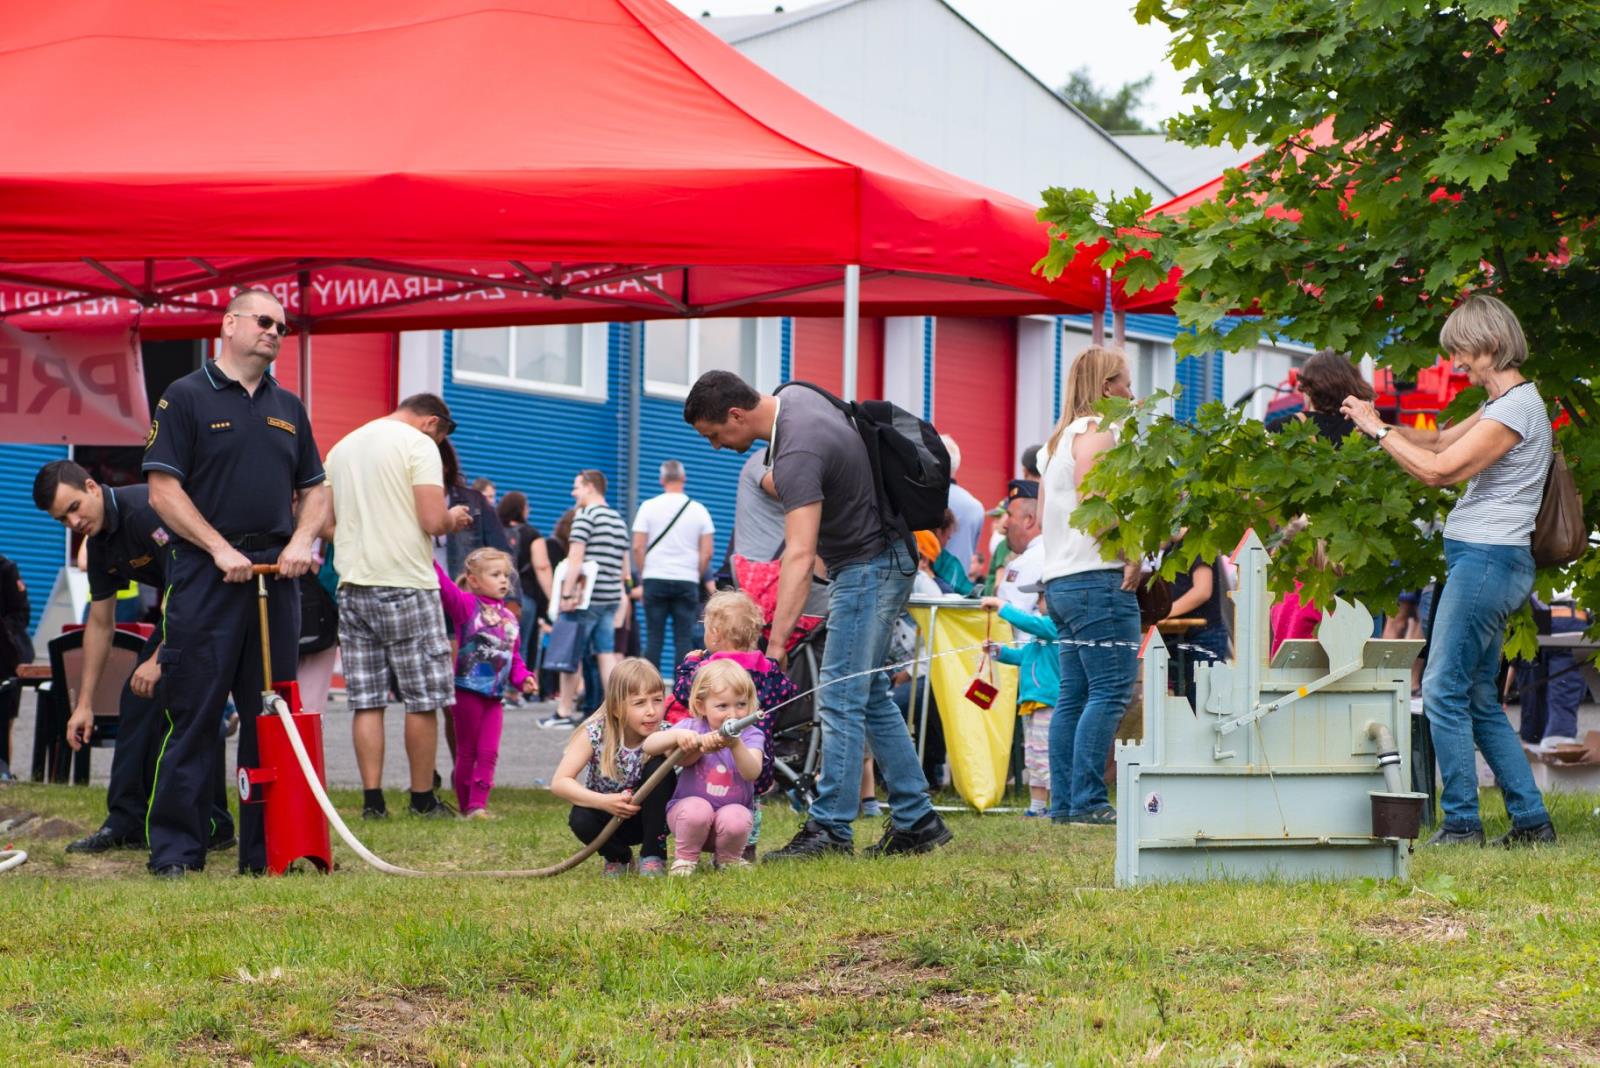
[1370,791,1428,839]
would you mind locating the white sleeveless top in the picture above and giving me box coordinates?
[1039,416,1121,580]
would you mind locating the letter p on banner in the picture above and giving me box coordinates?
[0,321,149,445]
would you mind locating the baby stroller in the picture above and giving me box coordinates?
[765,622,827,812]
[729,554,828,813]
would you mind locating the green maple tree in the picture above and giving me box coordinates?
[1036,0,1600,651]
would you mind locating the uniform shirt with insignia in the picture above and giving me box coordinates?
[85,484,173,601]
[142,360,325,542]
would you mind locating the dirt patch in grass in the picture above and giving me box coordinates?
[168,990,456,1066]
[1356,912,1479,944]
[660,934,1003,1044]
[0,805,85,841]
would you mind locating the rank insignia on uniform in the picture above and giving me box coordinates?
[209,420,233,432]
[266,417,296,435]
[146,420,159,448]
[151,527,170,546]
[157,398,168,409]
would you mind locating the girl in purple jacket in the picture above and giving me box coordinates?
[436,549,535,818]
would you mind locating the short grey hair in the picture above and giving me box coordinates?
[1440,293,1528,370]
[659,460,685,483]
[939,434,961,476]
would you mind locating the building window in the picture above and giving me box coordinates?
[644,318,771,398]
[451,324,608,401]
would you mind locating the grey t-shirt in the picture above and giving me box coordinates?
[770,385,885,571]
[734,450,786,562]
[1442,382,1552,546]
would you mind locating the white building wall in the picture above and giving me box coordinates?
[721,0,1167,205]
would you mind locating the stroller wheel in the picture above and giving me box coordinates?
[787,779,818,815]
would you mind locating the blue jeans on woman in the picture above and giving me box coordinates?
[808,544,932,841]
[1045,569,1140,819]
[1423,539,1550,832]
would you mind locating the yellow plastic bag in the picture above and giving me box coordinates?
[907,605,1017,810]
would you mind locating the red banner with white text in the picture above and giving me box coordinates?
[0,321,149,445]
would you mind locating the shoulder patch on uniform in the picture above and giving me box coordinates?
[151,527,170,546]
[208,420,233,432]
[146,420,159,449]
[266,416,296,435]
[157,398,168,409]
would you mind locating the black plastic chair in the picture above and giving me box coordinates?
[33,628,145,784]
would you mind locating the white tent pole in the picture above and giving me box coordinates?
[842,264,861,402]
[298,269,313,414]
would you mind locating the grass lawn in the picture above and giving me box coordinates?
[2,783,1600,1066]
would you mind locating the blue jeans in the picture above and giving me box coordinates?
[809,545,931,840]
[1045,569,1140,818]
[642,578,700,674]
[1423,539,1549,831]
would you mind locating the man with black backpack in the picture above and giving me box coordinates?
[685,370,953,862]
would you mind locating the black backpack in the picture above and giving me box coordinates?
[776,381,951,564]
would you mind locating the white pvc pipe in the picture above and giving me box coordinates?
[0,849,26,874]
[842,264,861,402]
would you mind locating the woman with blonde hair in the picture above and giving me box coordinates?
[1340,293,1555,847]
[1036,346,1139,826]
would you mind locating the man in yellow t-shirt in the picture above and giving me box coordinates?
[325,393,470,819]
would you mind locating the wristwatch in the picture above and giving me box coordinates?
[1373,425,1390,441]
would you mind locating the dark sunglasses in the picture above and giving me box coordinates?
[437,416,458,437]
[232,311,293,337]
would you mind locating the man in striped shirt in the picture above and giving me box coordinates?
[541,469,632,728]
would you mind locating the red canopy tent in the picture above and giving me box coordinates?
[0,0,1105,354]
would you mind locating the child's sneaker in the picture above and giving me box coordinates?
[638,857,666,877]
[464,808,499,821]
[602,860,629,877]
[669,858,698,877]
[1022,806,1049,819]
[717,858,752,871]
[858,797,883,818]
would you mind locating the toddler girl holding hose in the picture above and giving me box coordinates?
[658,660,764,874]
[435,549,537,819]
[552,658,677,876]
[670,590,795,855]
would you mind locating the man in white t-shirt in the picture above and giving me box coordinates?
[325,393,470,820]
[994,479,1044,613]
[631,460,715,673]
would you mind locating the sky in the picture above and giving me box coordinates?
[670,0,1202,127]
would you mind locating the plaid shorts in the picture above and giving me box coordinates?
[337,585,454,713]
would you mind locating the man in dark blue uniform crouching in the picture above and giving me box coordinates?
[32,460,235,855]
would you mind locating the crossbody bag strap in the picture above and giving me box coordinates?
[645,499,694,556]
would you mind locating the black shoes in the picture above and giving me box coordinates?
[361,805,389,820]
[151,864,188,880]
[409,799,458,820]
[65,826,142,854]
[1424,825,1486,847]
[863,812,954,858]
[762,819,853,862]
[1492,821,1557,847]
[207,829,238,852]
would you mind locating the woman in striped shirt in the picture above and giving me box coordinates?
[1340,294,1555,848]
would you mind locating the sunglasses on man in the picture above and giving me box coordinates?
[230,311,294,337]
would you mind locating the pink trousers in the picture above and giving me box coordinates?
[667,797,753,863]
[450,691,503,814]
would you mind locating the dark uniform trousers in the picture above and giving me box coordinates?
[104,622,234,845]
[149,544,299,873]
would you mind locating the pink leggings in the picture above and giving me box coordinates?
[450,691,503,814]
[667,797,753,863]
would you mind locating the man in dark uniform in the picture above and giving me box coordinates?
[143,289,330,878]
[31,460,235,854]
